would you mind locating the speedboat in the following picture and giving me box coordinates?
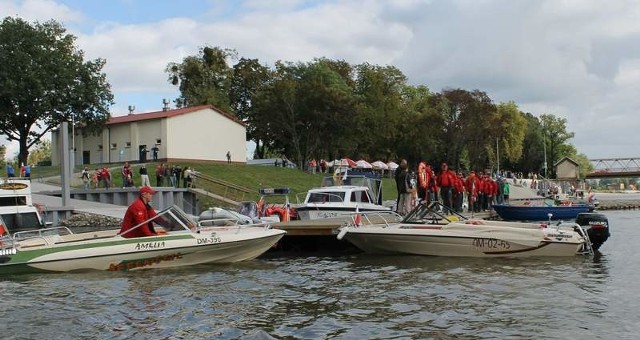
[0,205,285,274]
[337,202,609,257]
[295,185,391,220]
[295,170,390,220]
[492,201,592,221]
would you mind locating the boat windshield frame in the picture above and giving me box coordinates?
[403,201,468,224]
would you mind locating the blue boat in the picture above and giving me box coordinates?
[492,202,592,221]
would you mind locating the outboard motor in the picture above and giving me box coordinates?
[575,212,610,251]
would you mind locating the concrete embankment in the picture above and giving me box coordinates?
[596,200,640,211]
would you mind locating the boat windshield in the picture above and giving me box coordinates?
[403,201,467,224]
[0,211,43,231]
[131,205,197,233]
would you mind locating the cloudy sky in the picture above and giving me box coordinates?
[2,0,639,160]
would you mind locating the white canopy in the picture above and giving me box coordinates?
[371,160,389,170]
[355,160,373,169]
[387,161,399,170]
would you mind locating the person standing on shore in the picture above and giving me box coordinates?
[81,166,90,190]
[395,159,411,215]
[156,163,165,187]
[139,164,151,187]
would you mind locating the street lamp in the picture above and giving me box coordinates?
[70,113,75,171]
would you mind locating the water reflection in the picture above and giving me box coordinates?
[1,211,639,338]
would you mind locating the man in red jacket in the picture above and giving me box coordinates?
[437,163,456,210]
[119,186,160,238]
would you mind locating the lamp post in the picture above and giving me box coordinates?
[496,137,500,176]
[70,113,75,172]
[542,124,547,178]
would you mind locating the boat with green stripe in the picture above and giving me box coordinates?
[0,205,285,274]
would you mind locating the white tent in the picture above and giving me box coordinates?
[371,160,388,170]
[356,160,373,169]
[387,161,399,170]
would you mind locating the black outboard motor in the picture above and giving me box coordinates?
[575,212,610,251]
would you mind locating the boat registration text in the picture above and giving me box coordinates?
[473,238,511,250]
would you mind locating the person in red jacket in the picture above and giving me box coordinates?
[465,171,480,213]
[437,163,456,209]
[119,186,160,238]
[453,172,465,212]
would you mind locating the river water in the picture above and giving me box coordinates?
[1,210,638,339]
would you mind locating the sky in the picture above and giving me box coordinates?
[2,0,640,161]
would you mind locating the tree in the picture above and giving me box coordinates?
[0,17,113,166]
[540,114,575,178]
[486,101,527,171]
[252,60,354,167]
[351,63,407,162]
[435,89,496,171]
[27,139,51,165]
[166,46,236,111]
[229,57,272,158]
[504,112,548,174]
[0,144,6,169]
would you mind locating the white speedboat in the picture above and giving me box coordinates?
[295,185,391,220]
[0,205,285,274]
[337,202,608,258]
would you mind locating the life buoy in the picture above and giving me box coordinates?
[418,162,427,189]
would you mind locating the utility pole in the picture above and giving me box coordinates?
[496,137,500,176]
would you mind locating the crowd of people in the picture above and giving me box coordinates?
[80,162,198,190]
[394,159,511,215]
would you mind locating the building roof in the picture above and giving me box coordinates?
[554,156,579,167]
[107,104,245,127]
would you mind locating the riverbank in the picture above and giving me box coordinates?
[596,200,640,210]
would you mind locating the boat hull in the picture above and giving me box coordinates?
[0,229,285,274]
[296,206,390,220]
[492,204,590,221]
[341,224,585,257]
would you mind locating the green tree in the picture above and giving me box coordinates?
[397,85,441,166]
[27,139,51,165]
[166,46,236,111]
[540,114,575,178]
[572,152,594,179]
[253,60,354,167]
[486,101,527,172]
[435,89,496,171]
[351,63,407,162]
[0,17,113,166]
[229,57,272,158]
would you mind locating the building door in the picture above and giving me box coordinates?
[82,151,90,164]
[139,145,147,162]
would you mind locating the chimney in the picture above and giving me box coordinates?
[162,98,170,111]
[128,105,135,115]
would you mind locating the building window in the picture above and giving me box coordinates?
[98,144,103,150]
[156,138,162,145]
[110,143,117,149]
[125,142,131,148]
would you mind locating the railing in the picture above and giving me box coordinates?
[191,172,254,203]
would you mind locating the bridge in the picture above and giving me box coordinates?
[586,158,640,178]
